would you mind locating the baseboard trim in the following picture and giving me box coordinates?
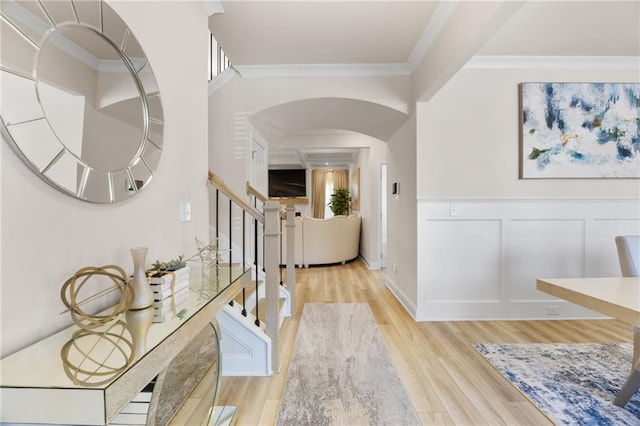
[415,300,606,322]
[381,274,417,320]
[358,255,380,271]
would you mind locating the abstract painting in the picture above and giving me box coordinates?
[520,82,640,178]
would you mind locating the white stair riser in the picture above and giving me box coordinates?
[217,306,272,376]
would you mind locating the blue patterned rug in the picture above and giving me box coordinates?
[475,343,640,425]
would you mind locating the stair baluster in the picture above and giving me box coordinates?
[279,219,284,286]
[241,210,247,317]
[254,214,260,328]
[285,204,296,309]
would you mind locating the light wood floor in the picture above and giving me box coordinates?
[215,259,633,425]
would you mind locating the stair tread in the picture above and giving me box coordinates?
[253,297,287,324]
[231,280,262,306]
[228,278,288,330]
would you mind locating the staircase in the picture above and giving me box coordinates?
[208,172,297,376]
[217,273,292,376]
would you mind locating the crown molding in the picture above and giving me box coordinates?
[466,55,640,71]
[208,66,237,94]
[207,56,638,93]
[233,63,411,78]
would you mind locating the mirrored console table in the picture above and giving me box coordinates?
[0,264,250,425]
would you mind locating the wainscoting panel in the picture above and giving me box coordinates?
[423,220,501,302]
[507,219,585,301]
[415,200,640,321]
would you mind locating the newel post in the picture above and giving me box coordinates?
[285,204,296,310]
[263,200,281,373]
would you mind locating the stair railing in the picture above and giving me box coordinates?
[246,182,297,310]
[209,172,257,319]
[246,183,298,374]
[209,171,295,374]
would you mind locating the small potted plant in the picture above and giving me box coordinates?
[329,187,350,216]
[147,255,190,293]
[150,256,187,274]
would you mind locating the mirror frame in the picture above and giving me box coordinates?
[0,0,164,203]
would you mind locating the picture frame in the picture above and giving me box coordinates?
[519,82,640,178]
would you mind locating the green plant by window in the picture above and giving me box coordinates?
[329,187,350,216]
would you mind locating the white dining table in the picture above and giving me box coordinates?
[537,277,640,407]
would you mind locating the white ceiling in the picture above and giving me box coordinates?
[209,1,640,167]
[479,1,640,57]
[210,1,639,64]
[268,144,361,169]
[209,1,439,66]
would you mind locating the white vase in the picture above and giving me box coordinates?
[129,247,154,310]
[125,306,154,358]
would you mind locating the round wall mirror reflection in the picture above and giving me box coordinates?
[0,0,164,203]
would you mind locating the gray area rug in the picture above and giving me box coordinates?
[276,303,420,425]
[475,342,640,425]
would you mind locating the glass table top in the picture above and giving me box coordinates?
[0,264,250,390]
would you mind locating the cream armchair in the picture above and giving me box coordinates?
[281,215,361,267]
[302,215,361,267]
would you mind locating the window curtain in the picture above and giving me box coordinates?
[333,169,349,192]
[311,169,327,219]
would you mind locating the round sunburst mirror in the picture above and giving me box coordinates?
[0,0,164,203]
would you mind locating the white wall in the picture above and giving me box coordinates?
[419,66,640,199]
[414,64,640,321]
[356,138,388,269]
[0,1,210,357]
[384,113,418,315]
[208,74,411,198]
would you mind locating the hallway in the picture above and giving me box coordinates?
[214,260,631,425]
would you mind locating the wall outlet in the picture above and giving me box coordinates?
[546,306,560,315]
[392,263,398,272]
[449,203,459,216]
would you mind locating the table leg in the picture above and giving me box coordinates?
[613,326,640,407]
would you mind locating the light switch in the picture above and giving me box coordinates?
[180,201,192,222]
